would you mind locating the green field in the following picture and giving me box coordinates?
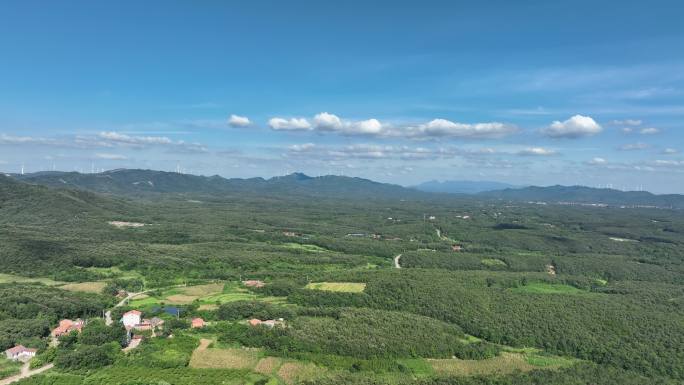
[304,282,367,293]
[481,258,508,267]
[512,282,587,295]
[0,357,22,380]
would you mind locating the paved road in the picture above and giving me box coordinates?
[0,363,54,385]
[394,254,402,268]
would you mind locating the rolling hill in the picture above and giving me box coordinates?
[413,180,520,194]
[480,185,684,209]
[12,169,433,201]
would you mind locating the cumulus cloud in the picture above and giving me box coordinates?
[662,148,679,155]
[516,147,557,156]
[269,117,312,130]
[619,142,649,151]
[95,153,128,160]
[228,114,251,127]
[639,127,660,135]
[542,115,602,138]
[270,112,517,140]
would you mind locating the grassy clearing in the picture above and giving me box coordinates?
[130,282,285,307]
[282,243,328,253]
[512,282,586,295]
[525,353,577,368]
[305,282,366,293]
[277,362,326,385]
[459,334,483,344]
[0,357,22,380]
[481,258,508,267]
[59,281,107,293]
[396,358,434,377]
[0,273,64,286]
[189,339,260,370]
[254,357,283,375]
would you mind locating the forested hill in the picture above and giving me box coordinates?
[480,185,684,209]
[12,169,435,201]
[0,174,134,224]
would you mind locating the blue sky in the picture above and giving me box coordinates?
[1,1,683,192]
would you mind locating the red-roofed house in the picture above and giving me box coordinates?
[5,345,37,360]
[51,319,84,337]
[191,317,205,328]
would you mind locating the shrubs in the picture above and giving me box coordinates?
[54,343,119,370]
[216,301,295,321]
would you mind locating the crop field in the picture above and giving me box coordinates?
[304,282,367,292]
[281,243,329,253]
[59,281,107,293]
[428,352,572,376]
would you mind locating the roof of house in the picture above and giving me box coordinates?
[249,318,262,326]
[5,345,36,355]
[124,310,142,316]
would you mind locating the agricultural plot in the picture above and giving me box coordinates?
[304,282,366,293]
[0,273,64,286]
[59,281,107,293]
[129,282,285,307]
[429,351,576,376]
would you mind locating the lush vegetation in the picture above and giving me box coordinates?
[1,171,683,384]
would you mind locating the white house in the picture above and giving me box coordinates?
[121,310,142,328]
[5,345,37,360]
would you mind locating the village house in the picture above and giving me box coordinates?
[122,310,142,328]
[282,231,298,237]
[452,244,463,252]
[243,279,265,288]
[191,317,205,328]
[51,319,84,337]
[147,317,165,329]
[248,318,283,328]
[4,345,37,360]
[132,322,152,331]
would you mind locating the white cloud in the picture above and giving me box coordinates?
[639,127,660,135]
[409,119,517,139]
[99,131,173,146]
[517,147,557,156]
[228,114,251,128]
[542,115,602,138]
[269,112,516,139]
[611,119,642,126]
[268,117,312,130]
[621,127,634,134]
[95,153,128,160]
[662,148,679,155]
[313,112,343,130]
[619,142,649,151]
[0,134,59,146]
[288,143,316,152]
[587,157,608,165]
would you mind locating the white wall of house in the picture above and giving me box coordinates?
[122,313,141,327]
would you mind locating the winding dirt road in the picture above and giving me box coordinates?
[0,363,54,385]
[394,254,402,268]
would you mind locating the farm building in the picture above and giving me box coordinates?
[452,244,463,252]
[191,317,206,328]
[51,319,84,337]
[122,310,142,328]
[5,345,37,360]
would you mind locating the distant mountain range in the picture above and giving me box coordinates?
[9,169,430,201]
[5,169,684,209]
[413,180,520,194]
[480,185,684,209]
